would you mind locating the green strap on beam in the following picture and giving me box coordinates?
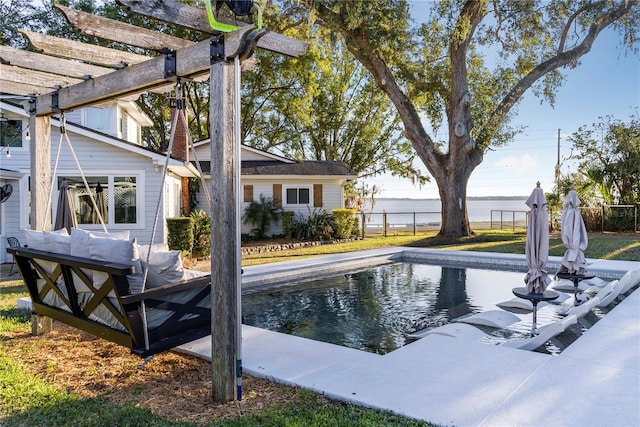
[204,0,263,33]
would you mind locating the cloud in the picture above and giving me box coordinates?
[494,153,538,171]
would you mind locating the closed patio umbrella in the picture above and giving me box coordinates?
[524,182,550,294]
[54,179,77,233]
[91,183,107,225]
[558,189,588,274]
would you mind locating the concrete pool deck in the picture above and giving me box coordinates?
[178,248,640,427]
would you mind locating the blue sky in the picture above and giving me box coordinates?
[373,11,640,199]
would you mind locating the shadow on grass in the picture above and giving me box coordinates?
[0,283,28,295]
[406,231,526,249]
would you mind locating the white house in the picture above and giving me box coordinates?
[0,99,198,264]
[191,140,357,236]
[1,99,357,264]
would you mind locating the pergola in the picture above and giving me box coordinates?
[0,0,307,403]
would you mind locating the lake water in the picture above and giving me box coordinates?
[365,197,529,224]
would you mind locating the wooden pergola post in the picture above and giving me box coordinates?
[29,114,51,232]
[29,112,53,335]
[209,41,240,402]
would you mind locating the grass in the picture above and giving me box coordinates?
[0,279,433,426]
[2,228,637,426]
[242,229,640,265]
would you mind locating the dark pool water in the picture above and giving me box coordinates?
[242,262,566,354]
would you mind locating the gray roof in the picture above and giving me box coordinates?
[194,160,357,177]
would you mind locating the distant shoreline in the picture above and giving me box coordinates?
[376,196,528,201]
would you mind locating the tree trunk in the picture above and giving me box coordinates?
[436,165,473,237]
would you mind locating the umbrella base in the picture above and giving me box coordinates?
[556,271,596,306]
[512,287,560,337]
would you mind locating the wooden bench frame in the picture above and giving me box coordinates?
[8,246,212,358]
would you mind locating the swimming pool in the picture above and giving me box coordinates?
[242,261,566,354]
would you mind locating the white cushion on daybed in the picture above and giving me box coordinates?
[70,228,129,257]
[142,250,184,289]
[136,243,170,261]
[24,228,73,255]
[87,235,143,294]
[23,229,70,276]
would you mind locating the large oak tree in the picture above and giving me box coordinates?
[295,0,638,237]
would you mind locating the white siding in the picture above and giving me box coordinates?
[192,144,291,162]
[240,149,279,161]
[0,127,171,263]
[195,177,345,236]
[0,175,23,262]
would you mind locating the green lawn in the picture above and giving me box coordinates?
[2,229,638,426]
[242,229,640,265]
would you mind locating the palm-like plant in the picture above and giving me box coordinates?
[242,195,282,239]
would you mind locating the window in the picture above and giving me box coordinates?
[286,187,310,205]
[1,119,23,148]
[114,177,137,224]
[59,176,109,225]
[85,107,113,131]
[165,178,181,218]
[52,175,138,226]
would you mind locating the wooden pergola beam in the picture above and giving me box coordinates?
[0,64,83,89]
[19,29,148,68]
[117,0,308,58]
[0,80,51,96]
[30,28,255,116]
[0,45,112,80]
[55,4,195,51]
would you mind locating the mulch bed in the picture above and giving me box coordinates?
[3,323,305,424]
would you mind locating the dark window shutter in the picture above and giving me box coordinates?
[273,184,282,208]
[313,184,323,207]
[243,185,253,202]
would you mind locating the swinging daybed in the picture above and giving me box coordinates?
[10,79,217,359]
[9,246,212,358]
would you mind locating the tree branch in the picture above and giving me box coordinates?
[478,0,637,148]
[305,0,446,172]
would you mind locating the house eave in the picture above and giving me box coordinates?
[168,161,200,178]
[0,168,23,180]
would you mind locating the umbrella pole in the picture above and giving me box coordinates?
[531,301,539,335]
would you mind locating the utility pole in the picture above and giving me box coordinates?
[555,128,561,190]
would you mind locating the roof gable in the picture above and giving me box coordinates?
[193,139,295,163]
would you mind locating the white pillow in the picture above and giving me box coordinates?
[88,236,142,294]
[88,236,136,265]
[144,250,184,288]
[136,243,170,261]
[24,228,69,251]
[43,229,71,255]
[24,229,45,249]
[70,228,129,257]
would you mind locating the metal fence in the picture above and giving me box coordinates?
[358,211,442,237]
[490,210,528,231]
[601,204,639,233]
[356,204,639,237]
[357,210,529,237]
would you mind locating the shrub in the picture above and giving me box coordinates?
[281,210,295,238]
[166,217,193,254]
[351,213,362,238]
[332,208,357,239]
[190,209,211,258]
[243,195,282,239]
[603,206,636,232]
[580,207,602,232]
[293,208,335,240]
